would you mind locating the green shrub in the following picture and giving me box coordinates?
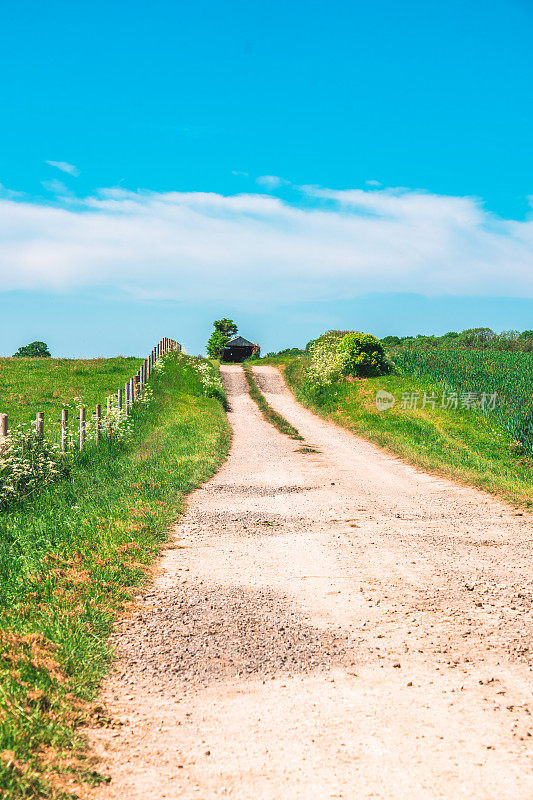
[336,332,391,377]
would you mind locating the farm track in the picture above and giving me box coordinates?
[86,365,533,800]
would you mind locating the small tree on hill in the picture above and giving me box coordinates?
[206,318,238,359]
[13,341,51,358]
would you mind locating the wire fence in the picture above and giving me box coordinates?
[0,337,181,451]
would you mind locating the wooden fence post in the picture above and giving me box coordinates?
[134,374,140,401]
[107,396,112,415]
[129,377,134,405]
[36,412,44,439]
[80,408,86,450]
[61,409,68,452]
[0,413,8,439]
[118,388,123,411]
[95,404,101,443]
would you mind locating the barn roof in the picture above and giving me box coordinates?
[224,335,255,348]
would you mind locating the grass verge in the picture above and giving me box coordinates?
[0,353,231,798]
[242,364,303,440]
[283,357,533,508]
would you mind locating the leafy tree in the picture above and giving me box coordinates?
[206,318,238,359]
[214,318,238,337]
[456,327,495,348]
[381,335,401,346]
[13,341,51,358]
[521,330,533,338]
[206,331,228,359]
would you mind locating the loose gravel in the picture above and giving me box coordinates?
[86,364,533,800]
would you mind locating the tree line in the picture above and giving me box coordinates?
[381,328,533,351]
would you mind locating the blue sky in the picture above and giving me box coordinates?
[0,0,532,356]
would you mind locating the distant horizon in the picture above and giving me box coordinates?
[1,290,532,359]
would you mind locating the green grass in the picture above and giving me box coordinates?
[284,357,533,508]
[0,353,231,798]
[390,348,533,454]
[242,364,303,440]
[247,355,297,366]
[0,357,142,427]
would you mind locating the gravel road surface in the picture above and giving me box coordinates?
[86,364,533,799]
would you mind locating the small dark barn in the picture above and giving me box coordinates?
[221,335,259,363]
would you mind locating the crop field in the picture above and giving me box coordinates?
[391,348,533,454]
[0,356,142,426]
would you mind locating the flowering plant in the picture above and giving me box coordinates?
[194,361,225,400]
[306,330,391,386]
[0,425,69,509]
[306,331,347,386]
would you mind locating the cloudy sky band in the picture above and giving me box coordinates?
[1,182,532,304]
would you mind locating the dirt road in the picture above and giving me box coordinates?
[87,364,533,799]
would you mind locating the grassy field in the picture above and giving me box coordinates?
[0,353,231,798]
[0,357,142,427]
[275,355,533,508]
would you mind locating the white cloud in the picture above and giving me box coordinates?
[0,183,25,199]
[366,179,382,187]
[0,184,532,302]
[41,179,72,196]
[256,175,290,190]
[45,160,80,177]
